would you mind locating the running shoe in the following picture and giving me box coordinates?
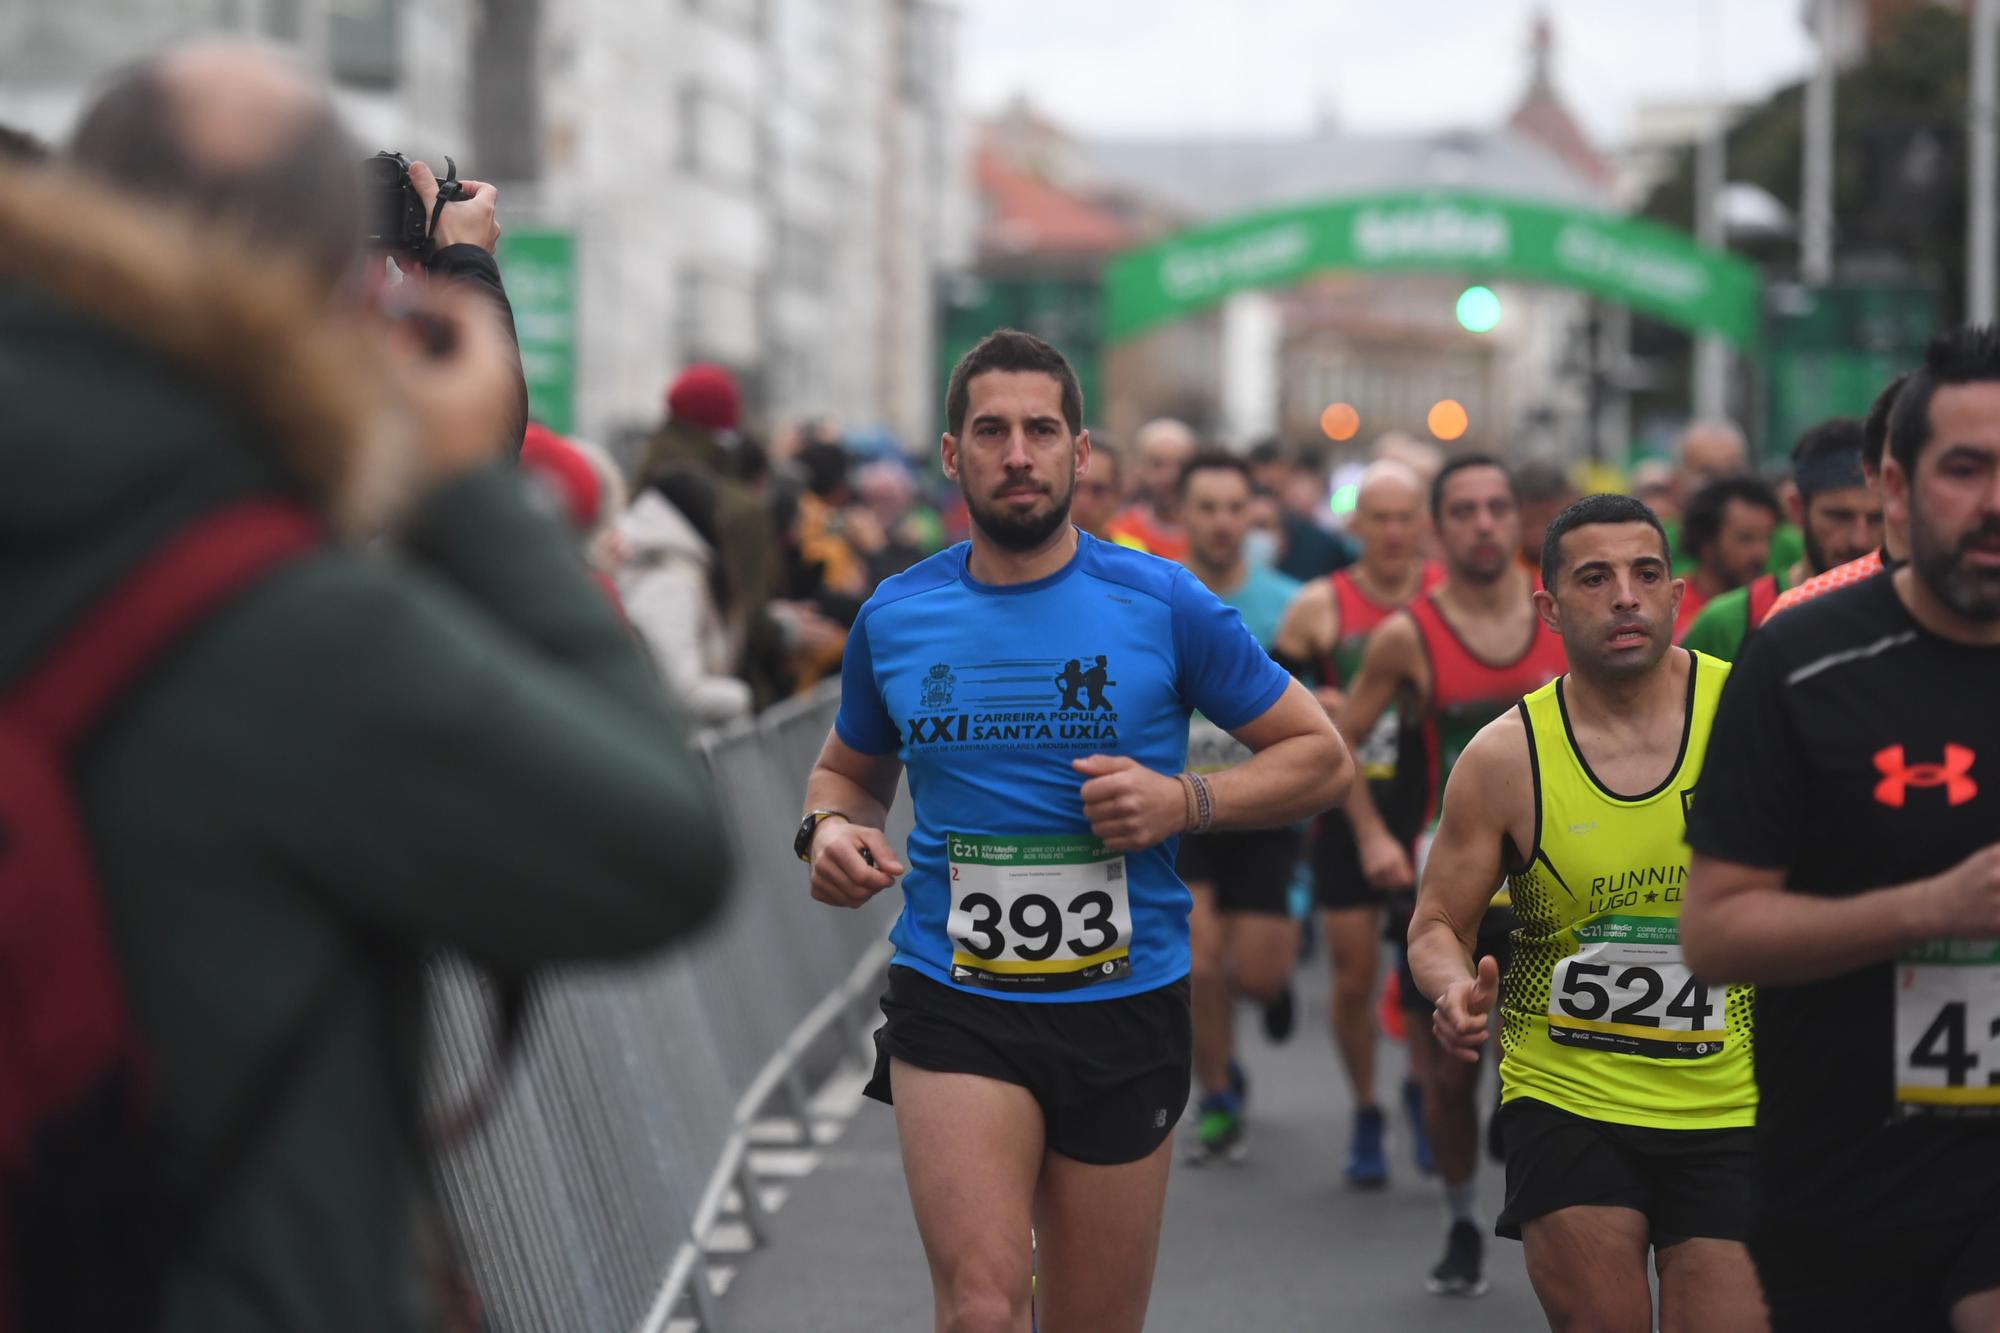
[1425,1220,1488,1297]
[1402,1077,1435,1176]
[1185,1092,1246,1165]
[1343,1104,1388,1189]
[1261,982,1297,1044]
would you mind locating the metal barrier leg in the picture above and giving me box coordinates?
[687,1249,727,1332]
[778,1066,815,1142]
[835,1003,872,1072]
[733,1158,772,1247]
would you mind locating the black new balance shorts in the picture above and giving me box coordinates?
[864,965,1192,1165]
[1751,1209,2000,1333]
[1175,826,1299,916]
[1494,1097,1752,1246]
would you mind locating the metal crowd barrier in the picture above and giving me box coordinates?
[426,680,907,1332]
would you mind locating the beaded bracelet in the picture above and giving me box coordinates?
[1184,771,1214,834]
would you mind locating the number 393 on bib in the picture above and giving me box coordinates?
[945,832,1133,993]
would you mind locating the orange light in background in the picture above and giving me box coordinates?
[1427,399,1469,442]
[1320,402,1360,442]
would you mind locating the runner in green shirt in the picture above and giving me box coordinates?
[1681,418,1881,662]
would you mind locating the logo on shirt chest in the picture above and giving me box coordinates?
[1873,744,1978,809]
[919,663,956,709]
[901,655,1122,751]
[1054,655,1117,712]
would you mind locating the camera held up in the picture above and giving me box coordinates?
[363,150,465,258]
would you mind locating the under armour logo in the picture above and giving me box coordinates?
[1873,744,1978,808]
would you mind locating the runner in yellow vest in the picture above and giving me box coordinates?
[1409,494,1765,1333]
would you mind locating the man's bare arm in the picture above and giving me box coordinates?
[1273,580,1339,705]
[1333,615,1419,826]
[1208,678,1353,827]
[802,732,906,908]
[1075,679,1351,849]
[1683,846,2000,986]
[1408,719,1529,1059]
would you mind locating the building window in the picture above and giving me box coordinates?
[329,0,398,88]
[687,0,763,38]
[680,83,759,190]
[776,221,832,297]
[678,264,761,367]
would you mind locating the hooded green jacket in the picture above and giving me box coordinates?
[0,170,732,1331]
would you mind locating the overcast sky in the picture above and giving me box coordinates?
[956,0,1817,147]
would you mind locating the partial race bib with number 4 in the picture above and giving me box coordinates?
[1894,938,2000,1118]
[1548,916,1727,1060]
[946,832,1132,993]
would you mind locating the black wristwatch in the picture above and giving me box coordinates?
[794,809,849,862]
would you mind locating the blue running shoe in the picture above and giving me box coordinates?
[1403,1077,1435,1176]
[1344,1104,1388,1189]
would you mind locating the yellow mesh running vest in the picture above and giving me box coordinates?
[1500,650,1756,1130]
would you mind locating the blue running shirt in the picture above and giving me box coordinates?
[1217,565,1301,650]
[1185,564,1302,776]
[836,532,1291,1002]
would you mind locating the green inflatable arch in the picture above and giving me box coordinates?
[1104,190,1761,348]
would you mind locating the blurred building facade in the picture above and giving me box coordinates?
[0,0,971,448]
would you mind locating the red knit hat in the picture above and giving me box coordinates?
[666,362,741,432]
[520,422,603,535]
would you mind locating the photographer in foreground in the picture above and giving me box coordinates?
[69,37,528,454]
[0,40,730,1333]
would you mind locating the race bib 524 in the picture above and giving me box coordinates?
[1548,916,1727,1060]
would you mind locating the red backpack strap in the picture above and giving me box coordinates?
[1,502,321,752]
[1747,573,1780,631]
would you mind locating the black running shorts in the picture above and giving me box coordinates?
[863,965,1192,1166]
[1314,760,1426,911]
[1311,812,1402,912]
[1493,1097,1752,1245]
[1396,903,1515,1015]
[1750,1209,2000,1333]
[1174,826,1300,916]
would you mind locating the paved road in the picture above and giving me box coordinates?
[720,944,1545,1332]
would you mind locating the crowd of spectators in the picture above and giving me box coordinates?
[518,348,1844,729]
[518,398,1394,722]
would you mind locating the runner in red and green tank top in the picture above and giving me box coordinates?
[1328,455,1567,1298]
[1326,561,1447,686]
[1274,461,1440,1188]
[1405,590,1567,826]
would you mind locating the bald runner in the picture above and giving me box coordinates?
[1274,461,1441,1187]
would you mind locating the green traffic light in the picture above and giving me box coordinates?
[1456,285,1501,333]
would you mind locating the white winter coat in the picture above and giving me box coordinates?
[618,491,755,723]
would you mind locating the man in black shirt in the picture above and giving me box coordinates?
[1685,324,2000,1333]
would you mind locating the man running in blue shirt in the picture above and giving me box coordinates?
[1173,451,1308,1163]
[800,329,1350,1333]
